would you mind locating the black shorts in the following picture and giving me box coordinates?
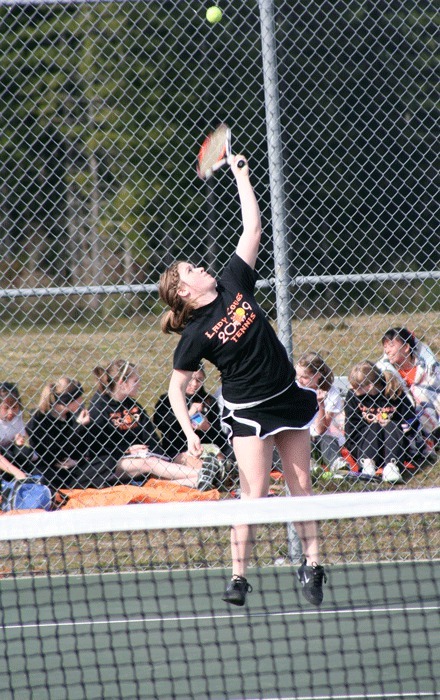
[222,382,318,440]
[72,455,120,489]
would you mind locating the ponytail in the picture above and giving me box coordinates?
[38,382,55,413]
[38,377,83,413]
[92,366,110,395]
[93,360,136,395]
[382,370,403,400]
[159,262,196,334]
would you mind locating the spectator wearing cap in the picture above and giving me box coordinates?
[26,377,91,489]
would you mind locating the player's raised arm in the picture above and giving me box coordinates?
[233,156,262,270]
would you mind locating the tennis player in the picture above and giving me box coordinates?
[159,156,327,606]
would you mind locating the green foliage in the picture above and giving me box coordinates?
[0,0,438,313]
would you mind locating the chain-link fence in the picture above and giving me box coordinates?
[0,0,438,521]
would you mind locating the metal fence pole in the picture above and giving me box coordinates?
[259,0,302,562]
[258,0,292,354]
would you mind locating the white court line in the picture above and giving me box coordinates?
[236,694,438,700]
[1,602,438,632]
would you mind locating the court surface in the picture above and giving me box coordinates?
[1,561,439,699]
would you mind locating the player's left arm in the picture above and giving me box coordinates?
[168,369,203,457]
[234,157,262,270]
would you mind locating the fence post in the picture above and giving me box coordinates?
[258,0,302,562]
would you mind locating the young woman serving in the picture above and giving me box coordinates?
[159,156,326,607]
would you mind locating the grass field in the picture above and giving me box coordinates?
[1,309,438,415]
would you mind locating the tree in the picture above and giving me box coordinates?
[277,0,438,290]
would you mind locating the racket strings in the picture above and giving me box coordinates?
[197,125,229,178]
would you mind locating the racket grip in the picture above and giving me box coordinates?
[237,159,246,169]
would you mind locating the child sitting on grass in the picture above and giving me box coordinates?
[295,352,344,469]
[344,361,421,483]
[0,382,38,472]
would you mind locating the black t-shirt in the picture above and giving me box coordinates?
[344,386,419,457]
[26,411,89,489]
[173,254,296,404]
[87,393,164,465]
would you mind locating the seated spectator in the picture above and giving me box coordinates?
[0,382,38,472]
[295,352,344,467]
[84,359,221,490]
[154,365,230,460]
[376,327,440,442]
[26,378,90,490]
[344,361,422,483]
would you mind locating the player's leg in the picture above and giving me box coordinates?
[275,429,327,605]
[222,434,273,606]
[274,429,319,561]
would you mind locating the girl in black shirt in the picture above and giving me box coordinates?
[27,378,90,490]
[159,156,325,607]
[83,359,217,489]
[345,361,421,483]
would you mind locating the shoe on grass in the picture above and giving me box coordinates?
[329,456,350,473]
[382,459,403,483]
[197,455,224,491]
[360,458,376,477]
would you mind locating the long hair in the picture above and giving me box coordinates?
[38,377,83,413]
[296,352,334,392]
[349,361,402,400]
[93,359,136,395]
[159,262,196,334]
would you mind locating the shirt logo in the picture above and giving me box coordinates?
[109,407,141,431]
[204,293,256,344]
[360,405,395,424]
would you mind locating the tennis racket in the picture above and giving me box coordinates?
[197,124,245,180]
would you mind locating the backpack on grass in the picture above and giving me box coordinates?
[1,474,52,512]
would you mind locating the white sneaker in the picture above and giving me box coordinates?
[360,458,376,477]
[382,460,403,483]
[310,459,323,476]
[329,457,350,473]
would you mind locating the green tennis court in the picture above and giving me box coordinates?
[1,561,438,699]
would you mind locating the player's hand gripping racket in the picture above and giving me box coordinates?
[197,124,246,180]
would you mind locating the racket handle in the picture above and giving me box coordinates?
[237,159,246,169]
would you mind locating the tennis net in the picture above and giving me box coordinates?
[0,488,439,700]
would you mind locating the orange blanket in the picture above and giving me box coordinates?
[57,479,220,509]
[0,479,220,515]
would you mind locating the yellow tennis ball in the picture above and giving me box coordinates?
[206,6,222,24]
